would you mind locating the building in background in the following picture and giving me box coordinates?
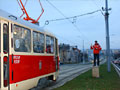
[59,43,83,64]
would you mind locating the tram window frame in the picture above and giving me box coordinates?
[13,25,31,52]
[3,24,9,87]
[55,38,58,56]
[33,31,45,53]
[0,23,1,88]
[46,35,54,54]
[3,24,8,52]
[0,23,1,52]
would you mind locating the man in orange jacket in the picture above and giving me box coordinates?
[91,41,102,66]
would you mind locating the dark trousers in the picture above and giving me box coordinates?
[94,54,99,66]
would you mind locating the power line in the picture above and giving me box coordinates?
[45,0,104,25]
[46,0,94,44]
[45,9,101,24]
[92,0,104,16]
[54,33,81,46]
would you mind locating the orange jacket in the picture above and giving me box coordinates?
[91,43,101,54]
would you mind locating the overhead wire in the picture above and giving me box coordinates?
[46,0,95,46]
[92,0,104,16]
[54,33,80,46]
[24,0,28,7]
[45,9,101,23]
[17,0,28,18]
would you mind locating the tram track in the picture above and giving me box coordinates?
[31,61,105,90]
[31,64,92,90]
[59,65,89,75]
[58,66,91,83]
[43,65,92,90]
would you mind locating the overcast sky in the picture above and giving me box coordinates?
[0,0,120,49]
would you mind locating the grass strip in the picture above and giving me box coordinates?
[54,63,120,90]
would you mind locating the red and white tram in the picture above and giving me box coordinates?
[0,9,59,90]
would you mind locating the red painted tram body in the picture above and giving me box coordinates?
[0,9,59,90]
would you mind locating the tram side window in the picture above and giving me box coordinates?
[13,25,31,52]
[3,24,8,52]
[33,31,45,53]
[46,36,54,54]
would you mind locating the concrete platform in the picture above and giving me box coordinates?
[92,66,99,78]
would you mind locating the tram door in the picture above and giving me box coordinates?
[0,20,9,90]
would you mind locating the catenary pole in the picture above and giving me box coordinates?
[105,0,111,72]
[83,40,85,64]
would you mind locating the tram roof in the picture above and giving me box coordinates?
[0,9,45,33]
